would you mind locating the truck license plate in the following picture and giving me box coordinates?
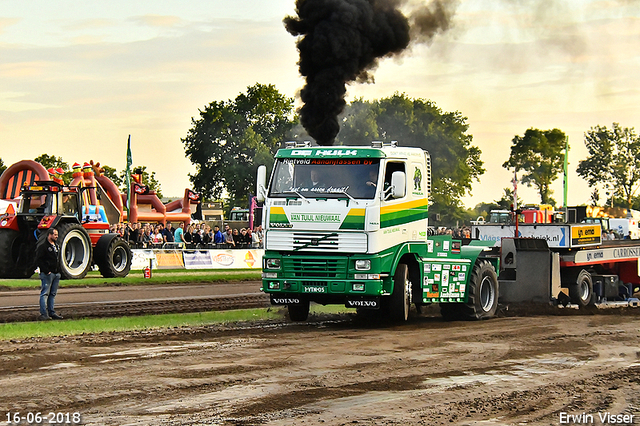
[303,286,326,293]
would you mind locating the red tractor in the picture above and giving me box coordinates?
[0,181,132,279]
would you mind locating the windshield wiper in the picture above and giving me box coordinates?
[283,190,310,203]
[335,189,358,205]
[294,232,338,251]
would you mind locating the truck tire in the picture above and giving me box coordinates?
[57,223,92,279]
[569,269,593,307]
[443,260,498,321]
[0,229,36,278]
[94,234,132,278]
[288,302,310,322]
[390,263,412,321]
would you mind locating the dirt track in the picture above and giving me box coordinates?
[1,309,639,425]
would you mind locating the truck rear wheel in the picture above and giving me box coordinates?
[441,260,498,321]
[569,269,593,307]
[0,229,36,278]
[94,234,132,278]
[57,223,92,279]
[390,263,412,321]
[465,260,499,319]
[288,302,310,322]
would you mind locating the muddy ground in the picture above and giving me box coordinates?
[0,309,639,426]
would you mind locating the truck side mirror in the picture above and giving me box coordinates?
[256,165,267,202]
[391,171,405,198]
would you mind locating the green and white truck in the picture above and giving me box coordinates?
[257,141,500,321]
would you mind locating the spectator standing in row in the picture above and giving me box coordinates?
[152,225,163,246]
[142,227,152,247]
[251,227,261,248]
[232,228,242,246]
[174,222,184,245]
[163,223,175,243]
[213,225,224,245]
[244,228,253,247]
[224,228,235,248]
[192,227,202,246]
[184,225,194,245]
[255,225,264,248]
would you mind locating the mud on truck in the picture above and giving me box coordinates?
[257,141,500,322]
[0,181,132,279]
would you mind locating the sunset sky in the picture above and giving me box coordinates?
[1,0,639,208]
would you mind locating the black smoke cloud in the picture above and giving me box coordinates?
[285,0,457,146]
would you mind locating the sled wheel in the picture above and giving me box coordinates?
[569,269,593,307]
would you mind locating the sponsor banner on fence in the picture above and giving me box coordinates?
[155,250,185,269]
[131,249,264,270]
[131,249,156,270]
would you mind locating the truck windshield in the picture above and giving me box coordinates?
[269,159,381,199]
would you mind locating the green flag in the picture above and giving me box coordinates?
[125,135,132,215]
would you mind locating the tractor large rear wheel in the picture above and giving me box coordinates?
[56,223,92,279]
[94,234,132,278]
[0,229,36,278]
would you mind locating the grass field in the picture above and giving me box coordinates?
[0,269,262,290]
[0,305,354,340]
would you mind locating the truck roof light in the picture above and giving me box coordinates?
[285,141,312,148]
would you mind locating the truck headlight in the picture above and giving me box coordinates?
[352,283,365,291]
[262,272,278,278]
[265,258,281,269]
[268,281,280,290]
[355,259,371,271]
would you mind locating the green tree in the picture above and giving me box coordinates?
[495,188,524,210]
[119,166,162,199]
[0,158,6,176]
[576,123,640,209]
[101,165,122,187]
[182,83,296,208]
[502,128,567,206]
[337,94,484,225]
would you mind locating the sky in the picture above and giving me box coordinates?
[1,0,640,209]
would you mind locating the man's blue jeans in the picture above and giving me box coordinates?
[39,272,61,317]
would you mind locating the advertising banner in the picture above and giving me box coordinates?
[131,249,264,270]
[131,249,156,270]
[155,250,185,269]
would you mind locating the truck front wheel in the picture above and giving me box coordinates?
[569,269,593,307]
[390,263,412,321]
[288,302,310,322]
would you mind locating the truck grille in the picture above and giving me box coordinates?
[283,258,348,279]
[266,231,367,253]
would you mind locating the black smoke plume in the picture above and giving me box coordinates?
[285,0,457,146]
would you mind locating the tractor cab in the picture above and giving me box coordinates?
[15,181,84,230]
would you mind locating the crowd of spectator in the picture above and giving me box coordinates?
[431,226,472,239]
[109,222,264,250]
